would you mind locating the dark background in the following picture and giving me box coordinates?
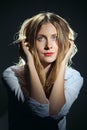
[0,0,87,130]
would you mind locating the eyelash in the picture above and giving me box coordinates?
[37,37,45,41]
[37,36,58,42]
[52,36,58,40]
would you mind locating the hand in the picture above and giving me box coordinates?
[62,39,75,65]
[19,39,34,64]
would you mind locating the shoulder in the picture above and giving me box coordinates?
[65,67,83,80]
[2,65,23,78]
[64,67,84,87]
[2,65,16,79]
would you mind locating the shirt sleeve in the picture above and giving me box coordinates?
[2,66,49,117]
[2,66,84,119]
[58,67,84,116]
[2,66,25,102]
[27,97,49,117]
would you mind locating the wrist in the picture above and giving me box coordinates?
[27,61,35,70]
[60,61,67,68]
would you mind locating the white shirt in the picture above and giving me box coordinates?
[2,65,84,130]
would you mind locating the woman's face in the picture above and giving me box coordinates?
[36,22,59,67]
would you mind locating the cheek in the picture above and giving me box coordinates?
[36,44,44,53]
[36,47,42,54]
[54,46,59,57]
[54,44,58,52]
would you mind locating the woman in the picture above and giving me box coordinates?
[2,12,83,130]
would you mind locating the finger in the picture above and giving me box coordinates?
[69,39,75,50]
[69,39,74,44]
[21,40,27,49]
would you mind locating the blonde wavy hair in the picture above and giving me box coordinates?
[14,12,78,97]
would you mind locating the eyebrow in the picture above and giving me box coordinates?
[36,34,46,39]
[37,33,58,37]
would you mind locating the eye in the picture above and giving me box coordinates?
[37,36,46,42]
[52,35,58,41]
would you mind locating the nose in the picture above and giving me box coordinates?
[45,39,52,50]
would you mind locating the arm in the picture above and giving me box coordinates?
[49,64,66,115]
[49,40,75,115]
[20,40,48,104]
[27,63,48,104]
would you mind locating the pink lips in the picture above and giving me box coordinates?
[44,52,53,56]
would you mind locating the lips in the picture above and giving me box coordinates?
[44,52,53,56]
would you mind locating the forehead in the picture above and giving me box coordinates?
[38,22,57,34]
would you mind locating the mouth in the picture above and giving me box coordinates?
[44,52,54,56]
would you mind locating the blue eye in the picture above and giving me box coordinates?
[52,35,58,41]
[37,36,46,42]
